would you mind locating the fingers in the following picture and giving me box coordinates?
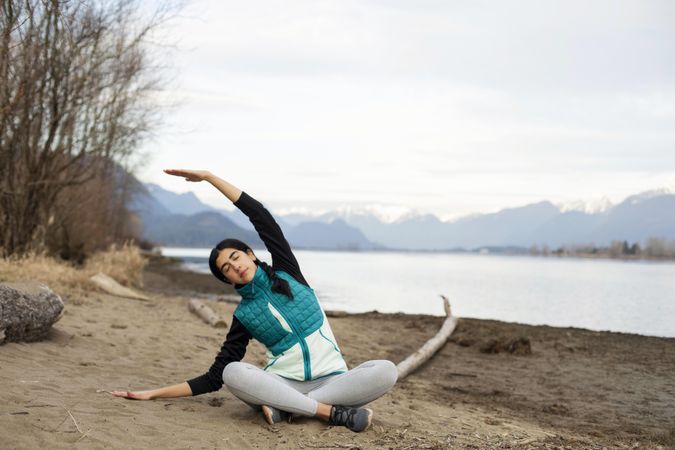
[164,169,201,182]
[164,168,194,175]
[110,390,142,399]
[110,390,130,398]
[164,169,188,176]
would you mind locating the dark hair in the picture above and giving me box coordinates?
[208,238,294,299]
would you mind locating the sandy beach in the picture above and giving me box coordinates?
[1,256,674,449]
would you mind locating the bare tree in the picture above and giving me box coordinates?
[644,237,675,258]
[0,0,172,257]
[45,156,144,262]
[608,240,625,258]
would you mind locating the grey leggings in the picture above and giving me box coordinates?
[222,360,398,416]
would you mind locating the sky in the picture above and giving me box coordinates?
[137,0,675,222]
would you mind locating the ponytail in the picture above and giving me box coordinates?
[255,260,294,299]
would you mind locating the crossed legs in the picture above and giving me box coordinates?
[222,360,398,418]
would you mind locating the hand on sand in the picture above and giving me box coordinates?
[163,169,211,182]
[111,390,155,400]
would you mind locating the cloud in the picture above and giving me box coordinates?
[138,0,675,219]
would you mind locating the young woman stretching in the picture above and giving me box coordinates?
[112,170,398,432]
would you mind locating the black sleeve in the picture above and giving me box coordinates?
[186,316,252,396]
[234,191,309,286]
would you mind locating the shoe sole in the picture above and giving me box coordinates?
[362,408,373,432]
[352,408,373,433]
[261,405,275,425]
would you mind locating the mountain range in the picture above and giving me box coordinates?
[130,182,675,251]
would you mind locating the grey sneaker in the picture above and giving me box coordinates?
[328,406,373,432]
[261,405,290,425]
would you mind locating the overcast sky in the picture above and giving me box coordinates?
[137,0,675,221]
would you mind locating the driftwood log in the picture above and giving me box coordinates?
[90,273,149,301]
[325,309,348,317]
[396,294,458,379]
[0,282,65,344]
[188,299,228,328]
[217,294,242,304]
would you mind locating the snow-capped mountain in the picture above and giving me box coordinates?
[556,196,614,214]
[133,183,382,249]
[623,186,675,205]
[134,180,675,250]
[276,204,420,226]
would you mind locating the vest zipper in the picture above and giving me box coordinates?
[262,291,312,380]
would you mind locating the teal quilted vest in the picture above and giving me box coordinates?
[234,265,324,368]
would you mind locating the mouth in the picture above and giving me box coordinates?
[239,269,247,277]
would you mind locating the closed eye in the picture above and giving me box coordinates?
[220,252,239,273]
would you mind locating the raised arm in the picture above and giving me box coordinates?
[232,191,307,283]
[163,169,242,203]
[164,169,308,284]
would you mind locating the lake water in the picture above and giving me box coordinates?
[160,247,675,338]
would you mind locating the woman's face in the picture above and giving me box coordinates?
[215,247,258,285]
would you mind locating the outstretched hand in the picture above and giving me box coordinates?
[164,169,211,182]
[111,390,155,400]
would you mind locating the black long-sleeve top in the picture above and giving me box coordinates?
[186,191,309,395]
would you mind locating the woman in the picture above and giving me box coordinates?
[112,170,398,433]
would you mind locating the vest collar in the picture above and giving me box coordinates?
[234,264,271,299]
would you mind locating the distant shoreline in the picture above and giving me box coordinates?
[151,245,675,263]
[145,252,675,339]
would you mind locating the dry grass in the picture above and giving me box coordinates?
[84,242,146,288]
[651,426,675,448]
[0,242,147,297]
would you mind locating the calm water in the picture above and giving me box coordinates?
[161,247,675,338]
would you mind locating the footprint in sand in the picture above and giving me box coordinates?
[207,398,224,407]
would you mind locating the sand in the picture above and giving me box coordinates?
[1,258,674,449]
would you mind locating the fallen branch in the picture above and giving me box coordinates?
[325,310,348,317]
[63,406,84,434]
[216,294,241,304]
[188,299,228,328]
[302,444,355,449]
[76,428,93,443]
[396,294,458,379]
